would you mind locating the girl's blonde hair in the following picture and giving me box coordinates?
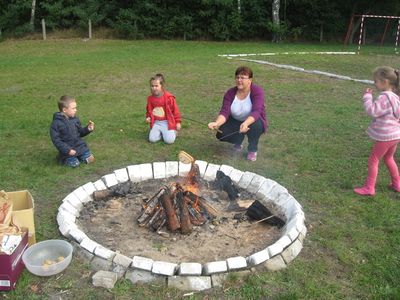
[373,66,400,94]
[150,73,165,87]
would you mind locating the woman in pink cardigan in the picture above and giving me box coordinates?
[354,66,400,196]
[208,66,268,161]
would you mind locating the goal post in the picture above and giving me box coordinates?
[344,14,400,54]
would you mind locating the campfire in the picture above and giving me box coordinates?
[137,162,218,235]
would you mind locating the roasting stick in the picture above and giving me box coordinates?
[181,116,223,133]
[217,130,241,141]
[250,215,275,225]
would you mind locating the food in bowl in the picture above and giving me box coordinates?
[22,240,73,276]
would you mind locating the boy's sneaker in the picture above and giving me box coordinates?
[86,155,95,164]
[233,144,243,152]
[247,151,257,161]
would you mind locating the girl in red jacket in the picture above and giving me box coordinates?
[146,74,181,144]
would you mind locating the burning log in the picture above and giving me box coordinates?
[184,191,219,218]
[160,188,180,231]
[176,191,192,234]
[138,188,165,226]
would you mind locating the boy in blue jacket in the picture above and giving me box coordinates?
[50,95,95,167]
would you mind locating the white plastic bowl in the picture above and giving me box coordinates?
[22,239,73,276]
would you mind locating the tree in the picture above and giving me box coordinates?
[271,0,280,42]
[30,0,36,31]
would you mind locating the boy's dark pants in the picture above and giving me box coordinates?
[216,117,263,152]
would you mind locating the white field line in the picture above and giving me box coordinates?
[224,56,373,85]
[218,51,356,57]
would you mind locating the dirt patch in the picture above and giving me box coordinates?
[78,177,284,264]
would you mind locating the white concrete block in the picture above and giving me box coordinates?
[264,183,288,201]
[93,179,107,191]
[202,261,227,275]
[219,165,234,177]
[194,160,208,178]
[58,222,77,237]
[256,179,278,199]
[102,173,119,188]
[56,210,76,225]
[153,162,166,179]
[63,193,83,211]
[140,163,153,180]
[94,245,116,261]
[178,263,203,276]
[127,164,141,182]
[238,171,256,189]
[247,249,269,266]
[247,174,267,194]
[73,186,91,203]
[179,161,191,176]
[114,168,129,183]
[267,242,284,258]
[80,238,99,253]
[275,235,292,250]
[228,168,244,184]
[132,256,154,271]
[165,161,178,177]
[152,261,177,276]
[226,256,247,271]
[284,219,300,241]
[69,228,88,243]
[82,182,96,199]
[59,201,79,217]
[203,163,221,181]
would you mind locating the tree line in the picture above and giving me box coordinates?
[1,0,399,42]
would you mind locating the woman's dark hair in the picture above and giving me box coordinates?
[235,66,253,78]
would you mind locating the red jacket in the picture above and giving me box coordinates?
[146,91,181,130]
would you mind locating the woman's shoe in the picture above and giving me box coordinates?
[353,186,375,196]
[247,151,257,161]
[233,144,243,152]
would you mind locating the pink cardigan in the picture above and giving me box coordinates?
[363,91,400,141]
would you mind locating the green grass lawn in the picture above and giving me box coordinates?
[1,39,400,299]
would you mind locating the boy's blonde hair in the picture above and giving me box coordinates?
[58,95,76,111]
[373,66,400,94]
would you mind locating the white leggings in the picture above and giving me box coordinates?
[149,120,176,144]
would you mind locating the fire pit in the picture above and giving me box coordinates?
[57,159,306,290]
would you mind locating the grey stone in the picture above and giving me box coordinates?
[92,270,118,289]
[91,256,113,272]
[168,276,212,291]
[264,255,287,271]
[281,239,303,264]
[125,269,166,285]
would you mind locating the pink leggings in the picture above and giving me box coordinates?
[365,139,400,188]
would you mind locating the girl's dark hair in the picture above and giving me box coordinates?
[235,66,253,78]
[150,73,165,86]
[373,66,400,94]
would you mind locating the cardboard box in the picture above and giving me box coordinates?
[8,190,36,246]
[0,230,28,291]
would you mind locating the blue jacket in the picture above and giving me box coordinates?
[50,112,91,160]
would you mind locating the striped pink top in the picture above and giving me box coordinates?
[363,91,400,141]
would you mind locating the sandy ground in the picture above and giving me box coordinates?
[78,177,283,264]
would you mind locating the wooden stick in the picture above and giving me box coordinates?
[251,215,275,225]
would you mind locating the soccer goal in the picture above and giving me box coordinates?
[344,14,400,54]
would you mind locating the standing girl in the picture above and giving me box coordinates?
[354,66,400,196]
[145,74,181,144]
